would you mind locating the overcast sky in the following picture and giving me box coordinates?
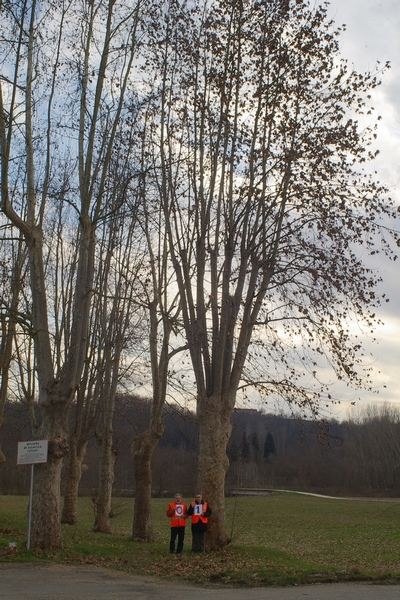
[259,1,399,420]
[323,0,400,418]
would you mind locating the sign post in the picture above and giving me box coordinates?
[17,440,48,550]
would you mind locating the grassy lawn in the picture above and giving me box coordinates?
[0,493,399,587]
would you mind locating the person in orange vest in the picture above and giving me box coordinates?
[166,492,188,554]
[187,492,212,552]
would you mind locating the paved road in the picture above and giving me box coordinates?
[0,564,398,600]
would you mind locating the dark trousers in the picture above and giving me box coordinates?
[170,526,185,553]
[191,528,206,552]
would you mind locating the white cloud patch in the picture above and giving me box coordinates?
[324,0,400,414]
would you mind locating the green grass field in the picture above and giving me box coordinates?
[1,493,399,587]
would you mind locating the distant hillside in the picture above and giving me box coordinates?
[1,399,399,498]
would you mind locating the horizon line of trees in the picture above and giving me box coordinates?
[2,398,399,500]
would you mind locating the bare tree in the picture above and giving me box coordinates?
[0,0,143,549]
[61,116,145,529]
[346,404,400,494]
[0,228,17,467]
[131,164,186,541]
[92,191,145,534]
[0,229,27,432]
[143,0,398,548]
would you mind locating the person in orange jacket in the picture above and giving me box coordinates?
[166,492,188,554]
[187,492,212,552]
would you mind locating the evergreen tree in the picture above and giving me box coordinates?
[251,432,260,463]
[241,432,251,463]
[264,432,276,460]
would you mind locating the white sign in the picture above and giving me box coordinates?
[17,440,48,465]
[174,503,184,517]
[194,504,202,516]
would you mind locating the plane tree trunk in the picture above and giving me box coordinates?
[196,397,233,549]
[61,437,89,525]
[132,425,164,542]
[30,396,70,549]
[93,427,117,533]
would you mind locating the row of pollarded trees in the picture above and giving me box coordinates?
[0,0,398,551]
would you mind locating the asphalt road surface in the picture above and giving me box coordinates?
[0,564,399,600]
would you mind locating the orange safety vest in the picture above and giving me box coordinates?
[190,501,209,524]
[166,502,187,527]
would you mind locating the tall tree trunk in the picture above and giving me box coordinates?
[93,430,116,533]
[30,403,69,549]
[196,395,232,550]
[61,437,88,525]
[132,424,164,542]
[31,459,64,549]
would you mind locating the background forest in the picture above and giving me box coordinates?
[2,399,399,500]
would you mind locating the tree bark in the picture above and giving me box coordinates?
[61,438,88,525]
[93,430,116,533]
[30,408,69,549]
[196,396,232,550]
[132,425,164,542]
